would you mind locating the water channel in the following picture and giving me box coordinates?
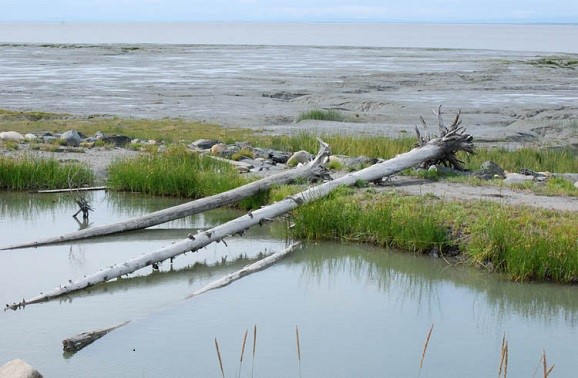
[0,191,576,377]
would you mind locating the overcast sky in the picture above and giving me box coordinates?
[2,0,577,23]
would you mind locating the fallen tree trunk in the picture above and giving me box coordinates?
[1,142,330,250]
[6,119,474,309]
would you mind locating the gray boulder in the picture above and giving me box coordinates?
[0,359,42,378]
[475,161,505,180]
[60,130,82,146]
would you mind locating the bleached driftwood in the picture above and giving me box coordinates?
[62,321,130,354]
[1,141,331,250]
[186,242,301,298]
[36,186,107,193]
[5,117,474,310]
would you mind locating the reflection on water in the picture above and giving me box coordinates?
[0,191,576,377]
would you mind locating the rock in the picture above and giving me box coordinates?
[475,161,505,180]
[190,139,220,150]
[0,359,42,378]
[60,130,82,146]
[287,150,313,166]
[210,143,226,155]
[103,135,132,147]
[428,165,438,172]
[24,133,38,141]
[503,173,534,185]
[340,156,377,170]
[575,181,578,189]
[95,131,105,140]
[0,131,24,142]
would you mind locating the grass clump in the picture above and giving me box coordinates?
[463,146,577,173]
[0,155,94,190]
[295,109,346,122]
[107,145,265,208]
[289,189,578,283]
[468,205,578,283]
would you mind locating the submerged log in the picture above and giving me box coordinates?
[6,117,474,309]
[186,242,301,298]
[1,141,331,250]
[62,321,130,354]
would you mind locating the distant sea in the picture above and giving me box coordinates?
[0,22,577,53]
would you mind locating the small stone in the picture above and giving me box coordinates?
[24,133,38,141]
[210,143,226,155]
[503,173,534,185]
[0,131,25,142]
[190,139,220,150]
[287,150,313,167]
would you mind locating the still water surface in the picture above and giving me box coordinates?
[0,191,577,377]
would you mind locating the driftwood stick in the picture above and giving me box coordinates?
[5,124,474,310]
[186,242,301,299]
[62,321,130,354]
[1,140,330,251]
[36,186,107,194]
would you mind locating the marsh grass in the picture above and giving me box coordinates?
[0,155,94,190]
[290,189,578,283]
[462,146,577,173]
[295,109,346,122]
[107,145,265,208]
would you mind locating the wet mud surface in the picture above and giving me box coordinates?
[1,44,577,148]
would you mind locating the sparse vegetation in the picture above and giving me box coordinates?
[295,109,346,122]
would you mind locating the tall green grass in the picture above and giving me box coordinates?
[462,147,577,173]
[106,145,265,208]
[290,189,578,283]
[0,155,94,190]
[295,109,346,122]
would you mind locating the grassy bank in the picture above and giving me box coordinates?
[106,145,265,209]
[289,188,578,283]
[0,155,94,190]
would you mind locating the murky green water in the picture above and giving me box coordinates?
[0,191,577,377]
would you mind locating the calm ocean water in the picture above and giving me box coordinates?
[1,22,577,53]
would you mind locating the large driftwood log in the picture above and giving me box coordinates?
[6,118,474,310]
[1,142,331,251]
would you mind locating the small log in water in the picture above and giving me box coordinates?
[62,321,130,354]
[186,242,301,298]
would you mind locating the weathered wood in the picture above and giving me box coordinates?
[6,125,474,309]
[36,186,107,193]
[62,321,130,354]
[186,242,301,298]
[1,141,331,250]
